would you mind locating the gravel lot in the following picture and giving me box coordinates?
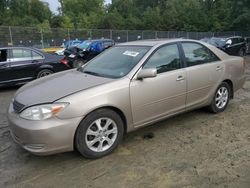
[1,57,250,188]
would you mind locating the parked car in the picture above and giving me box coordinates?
[63,39,115,68]
[245,37,250,54]
[0,47,70,88]
[8,39,245,158]
[62,40,84,49]
[55,40,85,56]
[201,36,246,56]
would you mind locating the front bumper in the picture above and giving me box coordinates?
[8,103,83,155]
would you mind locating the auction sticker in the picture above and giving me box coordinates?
[123,51,139,57]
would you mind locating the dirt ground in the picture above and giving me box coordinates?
[1,57,250,188]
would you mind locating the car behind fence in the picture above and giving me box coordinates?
[0,26,250,48]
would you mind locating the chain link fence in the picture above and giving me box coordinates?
[0,26,250,48]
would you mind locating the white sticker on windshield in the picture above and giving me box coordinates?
[123,51,139,57]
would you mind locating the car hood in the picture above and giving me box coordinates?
[14,70,114,106]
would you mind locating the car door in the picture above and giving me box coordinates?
[9,48,43,82]
[0,49,11,85]
[226,38,240,56]
[130,43,187,126]
[181,42,224,110]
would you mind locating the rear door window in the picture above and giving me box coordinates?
[182,42,220,67]
[32,51,43,60]
[12,49,32,61]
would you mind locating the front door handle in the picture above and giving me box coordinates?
[176,76,185,81]
[0,63,8,68]
[216,66,223,71]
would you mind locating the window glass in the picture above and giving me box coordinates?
[143,44,181,74]
[32,51,43,59]
[12,49,32,59]
[82,46,150,78]
[103,41,113,49]
[0,50,7,62]
[231,38,239,44]
[182,43,219,67]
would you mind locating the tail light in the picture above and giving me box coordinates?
[60,58,70,67]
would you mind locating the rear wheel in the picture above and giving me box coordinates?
[37,69,53,78]
[75,109,124,159]
[239,48,245,57]
[208,82,230,113]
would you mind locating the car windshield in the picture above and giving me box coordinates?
[80,46,151,78]
[78,41,92,50]
[207,38,226,47]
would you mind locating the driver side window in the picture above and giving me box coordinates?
[143,44,181,74]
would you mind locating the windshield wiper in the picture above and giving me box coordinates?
[83,70,102,77]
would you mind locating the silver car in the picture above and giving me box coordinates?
[8,39,246,158]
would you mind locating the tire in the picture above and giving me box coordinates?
[208,82,231,113]
[75,109,124,159]
[72,60,86,68]
[239,48,245,57]
[37,69,53,78]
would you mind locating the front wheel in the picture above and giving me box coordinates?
[208,82,231,113]
[75,109,124,159]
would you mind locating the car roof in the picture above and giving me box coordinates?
[117,39,199,47]
[85,39,114,43]
[211,36,243,40]
[0,46,46,55]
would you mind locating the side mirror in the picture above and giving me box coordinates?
[137,68,157,80]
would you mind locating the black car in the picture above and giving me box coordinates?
[0,47,70,88]
[63,39,115,68]
[201,36,246,56]
[245,37,250,54]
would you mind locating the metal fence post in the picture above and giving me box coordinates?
[89,29,92,39]
[126,30,129,42]
[110,29,113,39]
[40,28,44,49]
[9,26,13,46]
[155,31,158,39]
[67,28,70,40]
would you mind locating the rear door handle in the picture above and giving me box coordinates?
[176,76,185,81]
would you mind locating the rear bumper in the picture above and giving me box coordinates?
[8,103,83,155]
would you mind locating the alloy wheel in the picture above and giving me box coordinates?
[215,86,229,109]
[85,118,118,152]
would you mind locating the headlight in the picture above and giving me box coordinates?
[20,103,68,121]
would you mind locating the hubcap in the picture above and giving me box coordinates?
[39,71,52,77]
[215,87,229,109]
[85,118,118,152]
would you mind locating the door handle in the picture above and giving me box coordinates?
[216,66,223,71]
[176,76,185,81]
[0,64,8,68]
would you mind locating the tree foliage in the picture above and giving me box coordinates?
[0,0,249,31]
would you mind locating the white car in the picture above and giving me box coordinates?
[55,48,65,56]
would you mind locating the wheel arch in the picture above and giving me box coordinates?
[223,79,234,98]
[73,106,128,151]
[36,65,55,74]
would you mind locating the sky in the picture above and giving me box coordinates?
[42,0,112,13]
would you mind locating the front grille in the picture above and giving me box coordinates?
[13,100,25,114]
